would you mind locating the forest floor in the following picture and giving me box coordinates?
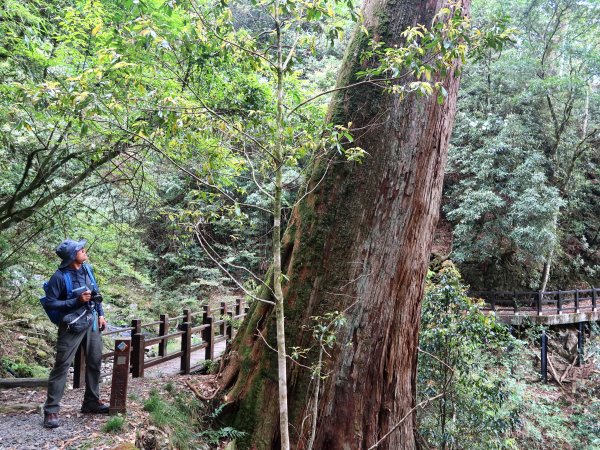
[0,372,224,450]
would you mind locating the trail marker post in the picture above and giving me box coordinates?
[110,338,131,415]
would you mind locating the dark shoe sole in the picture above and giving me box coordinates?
[80,408,109,414]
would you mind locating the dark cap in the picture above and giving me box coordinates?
[56,239,87,269]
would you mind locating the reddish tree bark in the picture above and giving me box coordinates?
[221,0,469,448]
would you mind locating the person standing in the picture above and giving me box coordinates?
[42,239,108,429]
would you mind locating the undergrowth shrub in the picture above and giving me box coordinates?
[143,386,246,448]
[417,262,525,449]
[102,416,126,433]
[144,389,196,448]
[1,357,49,378]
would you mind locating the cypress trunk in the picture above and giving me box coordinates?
[221,0,469,448]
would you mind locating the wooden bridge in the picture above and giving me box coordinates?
[470,288,600,326]
[471,288,600,382]
[72,299,248,388]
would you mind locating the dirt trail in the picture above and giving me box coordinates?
[0,342,228,450]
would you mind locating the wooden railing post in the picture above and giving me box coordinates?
[73,344,85,389]
[180,321,191,375]
[575,290,580,313]
[220,302,227,337]
[541,331,548,383]
[557,291,562,314]
[131,319,145,378]
[203,306,215,361]
[227,311,234,340]
[178,309,192,374]
[513,290,518,314]
[537,291,543,316]
[593,288,597,312]
[578,322,585,367]
[158,314,169,357]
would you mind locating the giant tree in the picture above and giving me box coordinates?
[219,0,471,448]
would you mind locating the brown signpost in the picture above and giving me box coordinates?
[109,338,131,415]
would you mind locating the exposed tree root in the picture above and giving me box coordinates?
[218,350,241,394]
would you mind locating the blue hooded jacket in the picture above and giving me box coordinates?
[43,264,105,323]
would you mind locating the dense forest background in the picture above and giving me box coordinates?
[1,0,598,309]
[0,0,599,448]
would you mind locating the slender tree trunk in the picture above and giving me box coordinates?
[540,212,559,292]
[540,248,553,293]
[273,9,291,450]
[222,1,469,448]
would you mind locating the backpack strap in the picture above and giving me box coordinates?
[63,271,73,298]
[83,264,98,291]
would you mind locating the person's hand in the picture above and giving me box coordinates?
[79,290,92,303]
[98,316,107,331]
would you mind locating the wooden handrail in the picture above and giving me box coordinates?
[102,326,135,336]
[471,288,600,317]
[75,299,248,387]
[144,330,185,346]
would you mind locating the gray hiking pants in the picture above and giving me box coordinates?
[44,322,103,413]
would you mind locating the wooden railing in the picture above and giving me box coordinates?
[73,299,248,388]
[470,289,600,316]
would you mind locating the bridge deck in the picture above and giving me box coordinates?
[492,309,600,326]
[473,291,600,326]
[142,340,228,378]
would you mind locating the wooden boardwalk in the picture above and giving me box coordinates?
[144,339,228,378]
[86,301,247,387]
[471,289,600,325]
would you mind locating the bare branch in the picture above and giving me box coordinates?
[194,227,275,305]
[92,118,274,215]
[287,71,416,117]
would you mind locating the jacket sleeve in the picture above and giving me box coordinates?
[96,302,105,317]
[43,271,80,311]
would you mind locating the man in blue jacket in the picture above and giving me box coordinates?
[43,239,109,429]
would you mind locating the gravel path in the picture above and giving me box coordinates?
[0,341,228,450]
[0,382,118,450]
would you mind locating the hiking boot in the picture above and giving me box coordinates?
[44,412,59,428]
[80,402,109,414]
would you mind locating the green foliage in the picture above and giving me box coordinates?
[446,118,564,286]
[102,415,126,433]
[517,389,600,450]
[143,388,198,449]
[418,263,524,449]
[0,356,49,378]
[200,358,220,374]
[445,0,600,289]
[357,3,515,103]
[143,384,248,448]
[198,426,248,446]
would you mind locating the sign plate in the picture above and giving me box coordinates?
[116,342,128,352]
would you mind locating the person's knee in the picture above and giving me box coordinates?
[52,353,75,371]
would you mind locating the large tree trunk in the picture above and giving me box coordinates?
[221,0,468,448]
